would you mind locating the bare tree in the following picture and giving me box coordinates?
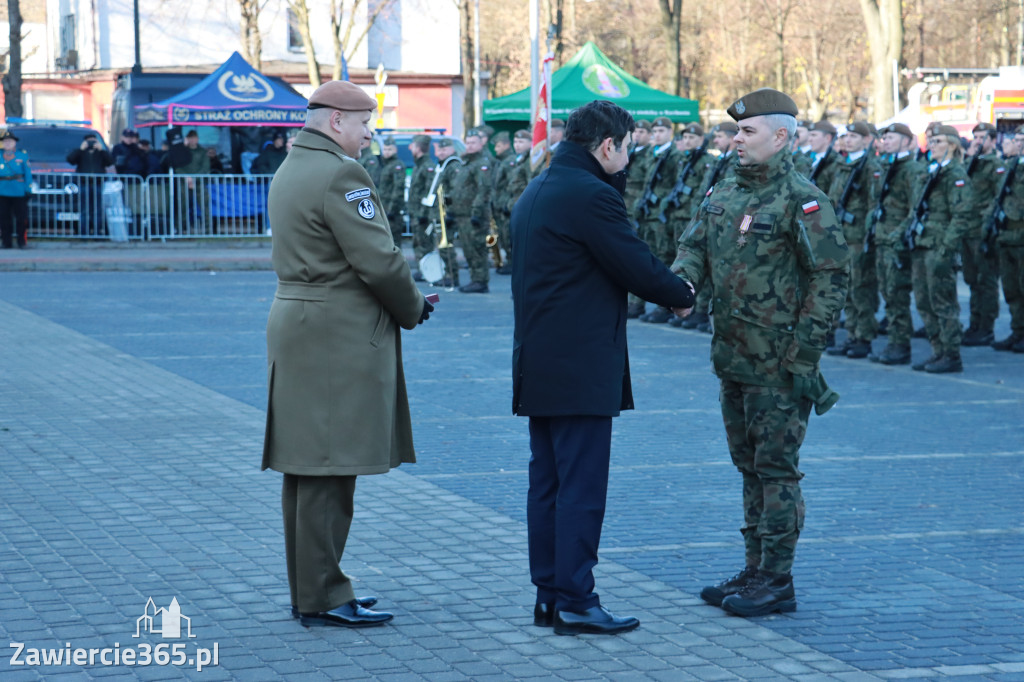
[858,0,903,120]
[330,0,396,81]
[3,0,23,118]
[458,0,474,134]
[657,0,682,96]
[288,0,321,87]
[238,0,265,70]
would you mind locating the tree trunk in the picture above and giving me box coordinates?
[4,0,23,118]
[657,0,681,96]
[459,0,474,135]
[858,0,903,121]
[775,0,785,91]
[289,0,321,87]
[238,0,262,71]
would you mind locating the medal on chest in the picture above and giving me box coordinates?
[737,214,752,246]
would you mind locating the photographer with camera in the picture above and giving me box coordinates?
[67,133,114,236]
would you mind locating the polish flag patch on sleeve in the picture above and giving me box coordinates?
[955,179,965,187]
[802,200,820,214]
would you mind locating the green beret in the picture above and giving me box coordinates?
[972,122,997,135]
[465,128,483,140]
[847,121,873,138]
[727,88,798,121]
[635,120,652,131]
[810,120,837,135]
[713,121,739,135]
[382,135,396,146]
[551,118,565,129]
[652,117,673,130]
[479,124,495,138]
[436,138,454,148]
[925,121,942,135]
[933,124,960,138]
[796,119,813,129]
[683,123,704,136]
[513,129,532,141]
[883,123,914,139]
[493,130,510,144]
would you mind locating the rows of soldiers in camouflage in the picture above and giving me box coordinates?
[353,114,1024,374]
[354,123,560,295]
[626,116,1024,374]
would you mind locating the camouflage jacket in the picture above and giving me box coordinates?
[377,155,407,220]
[826,151,881,244]
[624,145,652,221]
[872,153,926,249]
[808,148,839,192]
[792,150,812,177]
[673,147,850,388]
[660,146,714,224]
[431,156,465,225]
[910,158,974,251]
[405,154,434,224]
[698,151,739,203]
[635,143,681,222]
[505,153,533,216]
[358,148,381,186]
[964,152,1001,237]
[444,151,491,222]
[997,156,1024,245]
[490,148,516,219]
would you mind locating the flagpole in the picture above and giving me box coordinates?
[529,0,538,126]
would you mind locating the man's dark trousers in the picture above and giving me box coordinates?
[527,415,612,613]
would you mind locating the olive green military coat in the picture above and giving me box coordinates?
[263,129,425,476]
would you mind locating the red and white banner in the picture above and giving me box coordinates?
[530,52,555,172]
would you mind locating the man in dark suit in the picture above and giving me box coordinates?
[511,100,695,636]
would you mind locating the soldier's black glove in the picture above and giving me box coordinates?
[419,298,434,324]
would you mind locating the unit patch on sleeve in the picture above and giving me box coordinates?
[357,198,376,219]
[345,188,372,202]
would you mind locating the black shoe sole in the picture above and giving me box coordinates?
[554,620,640,636]
[299,614,392,628]
[699,589,724,607]
[721,598,797,617]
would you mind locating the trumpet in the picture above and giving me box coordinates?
[437,186,451,249]
[485,217,504,269]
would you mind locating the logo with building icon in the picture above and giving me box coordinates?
[134,597,196,639]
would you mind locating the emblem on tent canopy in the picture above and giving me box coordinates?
[217,71,275,103]
[582,65,630,99]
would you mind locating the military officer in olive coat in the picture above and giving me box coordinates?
[264,80,433,629]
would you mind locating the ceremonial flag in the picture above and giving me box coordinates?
[530,53,555,172]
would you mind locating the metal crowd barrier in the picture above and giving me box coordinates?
[27,172,275,241]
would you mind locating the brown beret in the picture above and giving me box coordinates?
[308,80,376,111]
[848,121,873,138]
[635,120,652,131]
[436,138,454,148]
[551,118,565,129]
[465,128,483,139]
[382,135,396,146]
[933,124,960,138]
[883,123,914,139]
[479,125,495,138]
[493,130,510,144]
[810,120,837,135]
[513,129,532,140]
[683,123,704,136]
[714,121,739,135]
[652,117,673,130]
[972,122,997,134]
[727,88,798,121]
[925,121,942,134]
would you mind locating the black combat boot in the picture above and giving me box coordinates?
[641,306,672,323]
[680,311,708,330]
[700,566,759,607]
[924,353,962,373]
[912,353,941,371]
[846,339,872,359]
[961,327,995,346]
[721,570,797,617]
[825,337,854,356]
[668,314,685,327]
[627,302,646,319]
[992,333,1024,351]
[869,344,911,365]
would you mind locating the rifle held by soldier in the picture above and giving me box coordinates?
[904,163,940,251]
[981,156,1018,256]
[658,139,708,223]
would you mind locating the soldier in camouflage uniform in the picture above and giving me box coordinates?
[448,129,493,293]
[358,139,381,186]
[489,131,515,274]
[825,121,882,359]
[993,127,1024,352]
[636,117,682,323]
[679,121,739,332]
[405,134,435,281]
[960,122,1003,346]
[805,120,839,192]
[431,138,464,287]
[625,121,654,318]
[505,129,534,216]
[672,88,849,617]
[377,136,407,247]
[791,120,813,176]
[867,123,926,365]
[907,125,975,373]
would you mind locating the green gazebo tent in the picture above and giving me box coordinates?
[482,42,698,124]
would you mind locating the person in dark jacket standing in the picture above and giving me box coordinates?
[511,100,695,636]
[251,132,289,175]
[67,133,114,236]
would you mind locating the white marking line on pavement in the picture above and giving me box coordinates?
[599,526,1024,554]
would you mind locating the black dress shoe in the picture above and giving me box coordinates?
[299,600,393,628]
[721,571,796,617]
[291,596,378,618]
[700,566,759,607]
[533,602,555,627]
[459,281,489,294]
[554,605,639,636]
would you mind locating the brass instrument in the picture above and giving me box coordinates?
[436,186,451,249]
[485,217,504,269]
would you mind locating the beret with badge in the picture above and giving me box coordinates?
[884,123,914,139]
[713,121,739,134]
[683,122,704,136]
[847,121,873,138]
[727,88,799,121]
[514,129,532,140]
[635,120,652,131]
[809,120,837,135]
[652,116,673,130]
[307,80,376,111]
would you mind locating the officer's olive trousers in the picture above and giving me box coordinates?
[999,242,1024,334]
[282,474,357,614]
[911,247,962,355]
[877,244,914,347]
[720,380,809,575]
[961,235,1001,332]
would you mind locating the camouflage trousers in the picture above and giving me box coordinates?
[911,247,962,355]
[998,243,1024,334]
[843,246,880,341]
[495,213,512,267]
[454,215,490,285]
[876,244,914,347]
[412,219,433,261]
[961,236,1001,332]
[720,380,810,575]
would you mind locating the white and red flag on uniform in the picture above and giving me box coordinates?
[530,52,555,172]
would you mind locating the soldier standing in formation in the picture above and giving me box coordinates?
[490,131,515,274]
[406,134,435,282]
[961,122,1003,347]
[377,136,407,247]
[432,138,463,288]
[868,123,925,365]
[908,125,974,373]
[806,120,839,192]
[673,88,848,617]
[825,121,883,359]
[634,117,682,323]
[993,126,1024,352]
[358,138,381,186]
[447,129,493,294]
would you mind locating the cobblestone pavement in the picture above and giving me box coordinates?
[1,257,1022,680]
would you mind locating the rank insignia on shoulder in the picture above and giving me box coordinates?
[345,188,372,202]
[955,179,965,187]
[802,200,820,214]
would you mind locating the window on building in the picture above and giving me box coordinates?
[57,13,78,70]
[287,9,303,53]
